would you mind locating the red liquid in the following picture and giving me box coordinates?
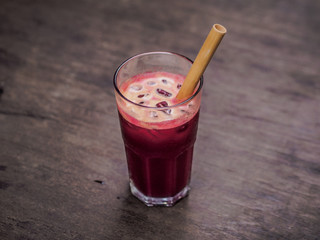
[119,111,199,198]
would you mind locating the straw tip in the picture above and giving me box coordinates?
[213,24,227,34]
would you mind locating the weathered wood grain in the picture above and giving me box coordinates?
[0,0,319,239]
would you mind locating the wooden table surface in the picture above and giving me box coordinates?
[1,0,319,239]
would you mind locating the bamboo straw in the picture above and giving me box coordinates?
[176,24,227,101]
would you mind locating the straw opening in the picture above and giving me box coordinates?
[213,24,227,34]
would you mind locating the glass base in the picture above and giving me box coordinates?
[129,180,190,207]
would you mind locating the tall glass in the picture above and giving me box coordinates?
[113,52,203,206]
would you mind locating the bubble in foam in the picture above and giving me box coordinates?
[177,123,188,132]
[130,85,142,91]
[150,111,158,118]
[147,81,156,86]
[163,109,172,115]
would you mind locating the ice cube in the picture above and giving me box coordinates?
[156,101,168,108]
[156,101,171,115]
[156,88,172,97]
[137,93,149,98]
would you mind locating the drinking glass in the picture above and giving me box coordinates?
[113,52,203,206]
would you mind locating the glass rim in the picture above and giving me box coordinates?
[113,51,203,109]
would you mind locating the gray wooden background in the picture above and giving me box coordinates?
[1,0,319,239]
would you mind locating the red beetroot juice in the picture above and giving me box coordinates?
[114,52,203,206]
[119,110,199,198]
